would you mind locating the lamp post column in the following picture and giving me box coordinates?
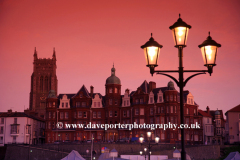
[178,46,186,160]
[148,142,150,160]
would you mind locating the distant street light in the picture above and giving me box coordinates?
[139,131,159,160]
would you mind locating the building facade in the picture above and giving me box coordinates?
[29,48,58,119]
[225,104,240,144]
[0,109,45,146]
[198,108,214,144]
[45,65,203,144]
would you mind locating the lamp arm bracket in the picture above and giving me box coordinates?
[156,72,179,86]
[183,72,206,87]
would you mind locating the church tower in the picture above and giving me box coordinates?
[29,48,58,119]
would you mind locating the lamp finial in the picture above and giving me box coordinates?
[208,31,210,36]
[151,33,152,37]
[179,13,181,18]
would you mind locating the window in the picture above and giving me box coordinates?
[166,96,169,101]
[170,117,173,123]
[150,118,153,124]
[65,112,69,119]
[186,108,189,114]
[158,107,160,113]
[115,100,118,105]
[135,108,139,115]
[78,111,82,118]
[14,118,17,124]
[207,118,209,123]
[11,125,19,134]
[93,112,96,118]
[161,117,164,124]
[170,95,173,101]
[109,99,112,105]
[109,88,112,93]
[53,102,55,107]
[159,96,162,102]
[136,99,139,104]
[80,94,83,98]
[82,102,86,107]
[124,101,126,106]
[83,112,87,118]
[123,111,126,117]
[156,117,160,124]
[140,99,143,104]
[194,109,196,115]
[62,103,64,108]
[98,102,100,107]
[166,106,169,113]
[53,112,55,119]
[174,95,176,101]
[60,112,64,119]
[170,106,173,113]
[175,106,177,113]
[0,137,3,144]
[49,102,52,108]
[115,88,118,93]
[1,118,4,124]
[127,110,130,117]
[96,112,101,118]
[135,119,139,124]
[150,108,153,115]
[127,100,129,106]
[186,118,189,124]
[0,127,3,134]
[140,108,144,115]
[109,111,112,117]
[49,112,51,119]
[161,107,164,113]
[76,102,80,107]
[48,122,51,129]
[150,97,153,103]
[66,103,68,108]
[191,99,193,105]
[115,111,117,117]
[140,119,144,124]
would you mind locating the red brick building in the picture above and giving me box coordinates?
[45,65,203,144]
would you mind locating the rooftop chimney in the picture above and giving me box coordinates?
[90,86,94,97]
[8,109,12,114]
[206,106,210,114]
[149,81,156,92]
[125,88,129,95]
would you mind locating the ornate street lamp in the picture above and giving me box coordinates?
[198,32,221,75]
[140,14,221,160]
[141,33,163,75]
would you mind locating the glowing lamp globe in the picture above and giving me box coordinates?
[141,33,163,68]
[198,32,221,75]
[169,14,191,47]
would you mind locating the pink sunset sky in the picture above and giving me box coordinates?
[0,0,239,117]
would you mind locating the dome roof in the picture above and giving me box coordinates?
[48,90,57,98]
[106,65,121,85]
[215,109,220,115]
[167,81,175,90]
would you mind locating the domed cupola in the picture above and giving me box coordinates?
[106,64,121,85]
[215,109,220,115]
[167,81,175,90]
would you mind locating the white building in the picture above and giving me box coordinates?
[225,104,240,144]
[198,108,214,144]
[0,109,45,146]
